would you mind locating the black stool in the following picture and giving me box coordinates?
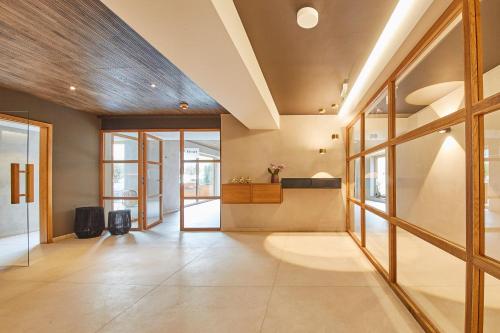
[74,207,105,239]
[108,210,131,235]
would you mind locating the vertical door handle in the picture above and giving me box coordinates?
[11,163,20,204]
[26,164,34,203]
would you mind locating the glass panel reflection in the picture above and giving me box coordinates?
[396,15,464,136]
[103,163,139,198]
[365,149,387,212]
[397,228,465,333]
[349,158,361,200]
[349,202,362,241]
[103,132,138,160]
[396,123,466,246]
[349,119,361,156]
[484,273,500,332]
[480,0,500,99]
[365,211,389,272]
[104,199,139,229]
[365,89,389,149]
[483,111,500,260]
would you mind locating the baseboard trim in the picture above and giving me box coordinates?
[52,233,76,242]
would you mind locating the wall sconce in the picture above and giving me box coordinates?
[331,133,339,140]
[319,148,327,154]
[438,128,451,134]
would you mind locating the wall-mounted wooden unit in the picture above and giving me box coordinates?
[222,183,282,204]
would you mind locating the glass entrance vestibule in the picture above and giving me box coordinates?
[100,129,220,231]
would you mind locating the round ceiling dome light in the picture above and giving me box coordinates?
[179,102,189,111]
[297,7,318,29]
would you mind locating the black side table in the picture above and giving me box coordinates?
[108,210,131,235]
[74,207,105,239]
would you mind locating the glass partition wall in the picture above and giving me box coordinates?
[346,1,500,331]
[182,131,221,230]
[100,130,220,231]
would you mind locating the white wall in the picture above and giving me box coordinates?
[221,114,346,231]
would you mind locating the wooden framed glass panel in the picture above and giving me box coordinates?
[483,110,500,261]
[395,14,464,136]
[349,118,361,156]
[397,228,466,333]
[483,272,500,332]
[365,211,389,272]
[182,130,221,230]
[395,123,466,247]
[144,134,163,228]
[365,149,387,212]
[101,131,141,230]
[365,88,389,150]
[349,201,362,242]
[349,158,361,200]
[479,0,500,99]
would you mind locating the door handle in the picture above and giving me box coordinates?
[11,163,20,204]
[10,163,34,204]
[26,164,34,203]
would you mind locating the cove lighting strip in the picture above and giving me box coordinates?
[339,0,433,119]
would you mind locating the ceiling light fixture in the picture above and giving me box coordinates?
[331,133,340,140]
[318,108,326,114]
[297,7,319,29]
[69,85,76,91]
[179,102,189,110]
[338,0,433,119]
[438,128,451,134]
[319,148,327,154]
[340,80,349,99]
[150,83,156,88]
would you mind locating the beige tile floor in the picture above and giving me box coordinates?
[0,223,425,333]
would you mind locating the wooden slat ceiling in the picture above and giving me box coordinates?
[0,0,227,115]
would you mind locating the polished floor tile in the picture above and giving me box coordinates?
[0,225,426,333]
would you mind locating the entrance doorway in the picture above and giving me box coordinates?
[100,129,220,231]
[0,112,53,267]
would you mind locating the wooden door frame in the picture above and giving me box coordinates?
[0,113,53,244]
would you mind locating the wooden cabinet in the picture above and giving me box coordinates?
[221,184,251,203]
[222,183,282,204]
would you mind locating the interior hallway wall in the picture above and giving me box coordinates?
[221,114,346,231]
[0,87,100,238]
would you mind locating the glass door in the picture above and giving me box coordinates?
[0,112,33,267]
[144,134,163,228]
[181,130,221,230]
[101,131,141,229]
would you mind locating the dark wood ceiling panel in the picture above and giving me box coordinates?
[233,0,398,115]
[0,0,226,115]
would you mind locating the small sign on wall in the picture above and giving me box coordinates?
[184,147,199,160]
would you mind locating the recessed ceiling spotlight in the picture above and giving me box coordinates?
[331,103,338,109]
[297,7,319,29]
[179,102,189,111]
[69,85,76,91]
[318,108,326,114]
[150,83,156,88]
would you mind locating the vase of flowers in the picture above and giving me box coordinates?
[268,163,285,183]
